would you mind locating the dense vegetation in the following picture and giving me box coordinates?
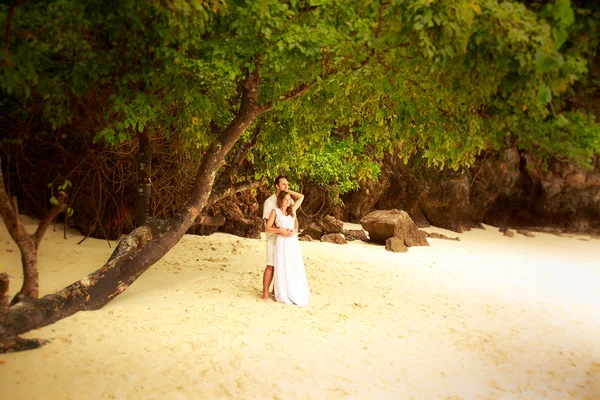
[0,0,598,351]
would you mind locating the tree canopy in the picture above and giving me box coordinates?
[2,0,599,194]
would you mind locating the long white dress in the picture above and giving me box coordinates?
[273,208,311,306]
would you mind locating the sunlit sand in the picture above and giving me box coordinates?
[2,217,599,399]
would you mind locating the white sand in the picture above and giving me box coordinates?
[1,217,599,399]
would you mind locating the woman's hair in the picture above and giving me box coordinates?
[277,191,295,217]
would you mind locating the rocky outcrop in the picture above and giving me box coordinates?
[360,209,429,247]
[336,149,600,235]
[484,154,600,233]
[184,150,600,239]
[193,190,262,239]
[299,215,346,242]
[299,223,323,240]
[319,216,344,235]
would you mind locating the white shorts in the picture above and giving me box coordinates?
[266,233,276,266]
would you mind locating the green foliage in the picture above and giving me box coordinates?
[47,180,74,217]
[518,111,600,169]
[1,0,599,197]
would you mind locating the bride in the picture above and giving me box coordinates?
[264,190,311,306]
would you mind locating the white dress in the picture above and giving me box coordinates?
[273,208,311,306]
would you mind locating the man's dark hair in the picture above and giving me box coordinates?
[274,175,286,186]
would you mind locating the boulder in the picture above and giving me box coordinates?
[385,237,408,252]
[300,222,323,240]
[343,229,369,242]
[318,215,344,234]
[321,233,348,245]
[360,209,429,246]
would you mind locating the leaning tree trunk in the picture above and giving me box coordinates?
[134,127,152,226]
[0,61,319,353]
[0,67,263,353]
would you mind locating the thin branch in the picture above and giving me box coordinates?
[0,273,9,310]
[227,122,261,180]
[32,191,67,246]
[4,1,27,52]
[10,195,19,218]
[207,181,265,208]
[259,80,319,114]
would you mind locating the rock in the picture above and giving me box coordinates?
[503,230,515,238]
[220,216,262,239]
[197,215,226,226]
[343,229,369,242]
[318,215,344,234]
[517,229,535,238]
[422,231,460,241]
[335,147,600,236]
[188,215,226,236]
[298,235,314,242]
[299,222,323,240]
[385,237,408,252]
[360,209,429,246]
[320,233,348,244]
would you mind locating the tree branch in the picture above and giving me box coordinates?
[0,273,9,310]
[259,80,319,114]
[4,0,27,52]
[0,159,26,247]
[212,121,262,198]
[228,122,261,178]
[32,191,67,246]
[207,180,265,208]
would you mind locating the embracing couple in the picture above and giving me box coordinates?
[261,176,311,306]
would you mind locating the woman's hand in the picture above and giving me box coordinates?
[279,228,293,237]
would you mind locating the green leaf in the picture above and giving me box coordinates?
[537,83,552,104]
[552,27,568,49]
[535,50,562,73]
[553,0,575,27]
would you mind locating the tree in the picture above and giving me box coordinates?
[1,0,598,352]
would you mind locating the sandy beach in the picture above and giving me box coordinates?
[1,216,599,399]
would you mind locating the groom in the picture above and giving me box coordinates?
[261,175,302,300]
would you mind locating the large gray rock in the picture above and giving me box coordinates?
[360,209,429,246]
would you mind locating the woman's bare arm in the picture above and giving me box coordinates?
[287,189,304,212]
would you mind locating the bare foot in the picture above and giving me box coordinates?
[261,293,270,301]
